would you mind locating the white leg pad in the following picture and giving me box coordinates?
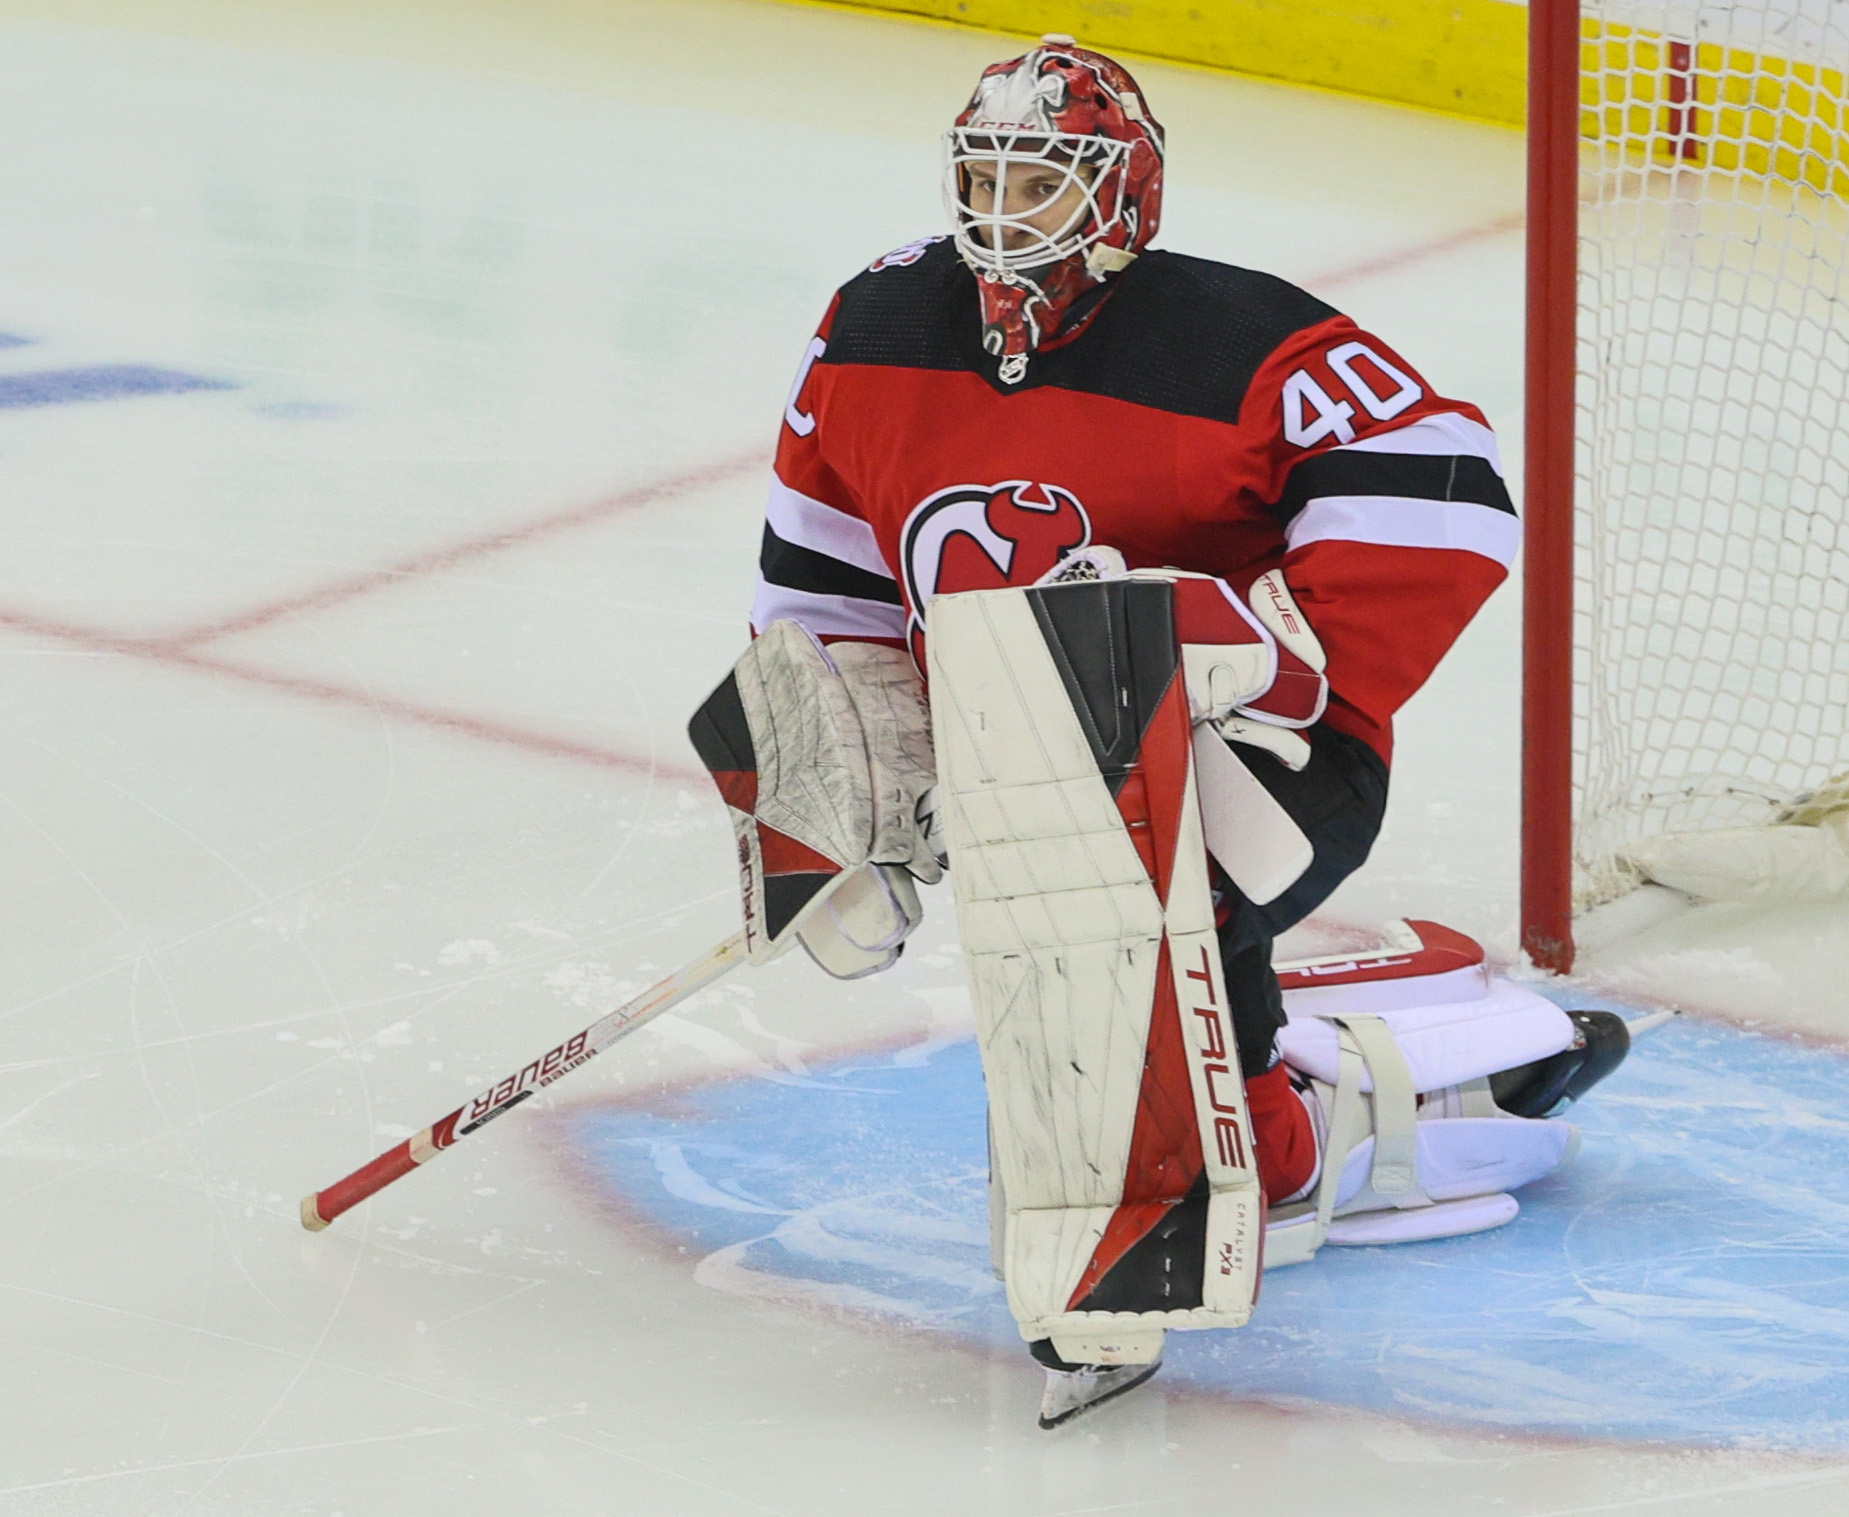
[1265,1004,1579,1269]
[1326,1192,1520,1246]
[930,581,1263,1343]
[1329,1118,1576,1215]
[1278,978,1576,1094]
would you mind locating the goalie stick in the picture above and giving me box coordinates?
[300,931,747,1231]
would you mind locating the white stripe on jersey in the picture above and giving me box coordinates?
[1333,412,1506,477]
[750,580,908,641]
[1285,495,1522,568]
[765,477,893,580]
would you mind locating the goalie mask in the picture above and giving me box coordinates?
[944,37,1165,382]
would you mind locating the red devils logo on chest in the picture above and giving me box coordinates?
[899,480,1091,663]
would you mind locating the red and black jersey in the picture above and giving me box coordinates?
[751,236,1517,763]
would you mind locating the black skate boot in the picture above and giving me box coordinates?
[1030,1337,1162,1429]
[1491,1009,1631,1118]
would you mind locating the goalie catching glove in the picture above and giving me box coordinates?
[688,622,941,979]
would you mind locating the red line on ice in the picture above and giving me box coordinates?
[0,604,701,781]
[0,207,1515,782]
[1308,211,1524,294]
[161,449,766,648]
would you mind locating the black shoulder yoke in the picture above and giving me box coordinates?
[1050,252,1341,424]
[817,242,1341,426]
[821,238,973,373]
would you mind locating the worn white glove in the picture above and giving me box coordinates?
[1156,568,1329,771]
[829,641,943,886]
[688,624,941,971]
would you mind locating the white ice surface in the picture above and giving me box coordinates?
[1,0,1847,1511]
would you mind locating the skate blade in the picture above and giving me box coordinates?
[1037,1359,1162,1430]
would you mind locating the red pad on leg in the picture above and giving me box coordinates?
[1246,1062,1317,1203]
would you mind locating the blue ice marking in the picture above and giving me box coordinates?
[575,1021,1849,1447]
[0,332,31,350]
[254,400,346,421]
[0,365,234,409]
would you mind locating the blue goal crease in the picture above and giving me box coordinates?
[571,1018,1849,1449]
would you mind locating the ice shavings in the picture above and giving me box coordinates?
[438,939,505,967]
[693,1187,996,1326]
[543,959,631,1009]
[631,1138,783,1215]
[1607,946,1785,991]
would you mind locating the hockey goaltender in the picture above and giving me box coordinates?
[689,38,1630,1428]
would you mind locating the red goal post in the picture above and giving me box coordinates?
[1523,0,1582,973]
[1522,0,1849,973]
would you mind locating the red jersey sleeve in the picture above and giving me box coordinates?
[1240,316,1519,761]
[752,294,907,647]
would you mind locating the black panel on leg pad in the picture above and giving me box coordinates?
[1027,579,1180,796]
[1070,1170,1209,1314]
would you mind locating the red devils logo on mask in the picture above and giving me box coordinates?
[899,480,1091,665]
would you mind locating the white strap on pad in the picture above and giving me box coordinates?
[1339,1015,1426,1204]
[1271,1191,1521,1255]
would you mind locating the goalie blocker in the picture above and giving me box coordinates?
[927,574,1390,1365]
[687,621,942,979]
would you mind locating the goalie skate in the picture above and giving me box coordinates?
[1037,1358,1163,1430]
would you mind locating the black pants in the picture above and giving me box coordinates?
[1213,726,1390,1077]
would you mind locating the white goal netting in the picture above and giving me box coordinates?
[1576,0,1849,905]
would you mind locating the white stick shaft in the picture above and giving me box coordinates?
[302,931,747,1230]
[582,932,748,1058]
